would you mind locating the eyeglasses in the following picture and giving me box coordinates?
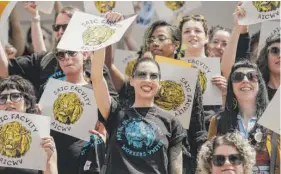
[52,24,68,32]
[231,71,258,83]
[180,14,206,23]
[147,35,171,44]
[0,93,23,105]
[212,154,243,167]
[55,51,78,61]
[133,71,160,80]
[268,47,280,56]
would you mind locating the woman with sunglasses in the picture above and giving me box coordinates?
[0,75,57,174]
[197,132,256,174]
[257,33,280,101]
[91,48,186,174]
[208,60,280,174]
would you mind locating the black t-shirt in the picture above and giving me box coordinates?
[100,99,186,174]
[78,134,106,174]
[0,167,41,174]
[267,86,278,101]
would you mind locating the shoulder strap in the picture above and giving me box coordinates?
[270,132,278,174]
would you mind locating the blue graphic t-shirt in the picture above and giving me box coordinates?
[100,100,186,174]
[78,134,106,174]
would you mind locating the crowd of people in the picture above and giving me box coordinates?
[0,1,280,174]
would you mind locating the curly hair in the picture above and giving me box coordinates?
[256,32,280,84]
[197,132,256,174]
[0,75,37,114]
[141,20,181,59]
[217,60,269,151]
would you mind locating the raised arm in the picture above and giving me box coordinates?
[9,7,25,56]
[91,48,112,120]
[221,2,247,80]
[105,45,126,91]
[23,2,47,53]
[0,41,9,78]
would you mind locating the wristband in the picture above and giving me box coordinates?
[32,15,40,22]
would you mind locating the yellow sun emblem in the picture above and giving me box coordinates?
[95,1,116,13]
[82,26,115,46]
[165,1,185,11]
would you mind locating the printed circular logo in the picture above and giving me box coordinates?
[165,1,185,11]
[53,92,83,125]
[197,70,207,94]
[252,1,280,12]
[0,121,31,158]
[95,1,116,13]
[82,26,115,46]
[117,118,163,157]
[155,80,185,111]
[125,59,137,77]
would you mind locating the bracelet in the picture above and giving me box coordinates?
[32,15,41,22]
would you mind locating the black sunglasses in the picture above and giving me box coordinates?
[52,24,68,32]
[0,93,23,105]
[55,51,78,61]
[133,71,160,80]
[268,46,280,56]
[231,71,258,83]
[212,154,243,167]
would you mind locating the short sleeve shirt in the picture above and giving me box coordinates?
[100,99,186,174]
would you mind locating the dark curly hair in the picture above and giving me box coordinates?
[217,60,269,151]
[256,32,280,84]
[141,20,181,59]
[0,75,37,114]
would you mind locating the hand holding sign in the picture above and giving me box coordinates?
[23,1,38,17]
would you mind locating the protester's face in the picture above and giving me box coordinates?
[208,30,231,59]
[211,145,244,174]
[267,42,280,76]
[55,49,87,76]
[0,89,26,113]
[182,20,208,52]
[232,67,259,102]
[55,13,71,40]
[148,26,177,58]
[130,61,160,100]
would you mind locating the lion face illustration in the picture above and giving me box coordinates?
[0,121,31,158]
[53,92,83,124]
[95,1,116,13]
[155,80,185,111]
[82,26,115,46]
[252,1,280,12]
[165,1,185,11]
[125,59,137,77]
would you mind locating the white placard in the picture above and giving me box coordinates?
[258,20,280,54]
[182,58,222,105]
[0,1,17,27]
[258,88,280,135]
[153,1,202,22]
[238,1,280,25]
[156,56,198,129]
[0,111,50,170]
[57,11,137,51]
[35,1,55,14]
[114,49,139,78]
[83,1,134,16]
[39,78,98,141]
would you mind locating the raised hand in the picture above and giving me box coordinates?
[23,1,38,17]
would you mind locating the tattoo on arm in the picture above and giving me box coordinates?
[169,142,183,174]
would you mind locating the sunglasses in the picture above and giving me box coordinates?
[0,93,23,105]
[52,24,68,32]
[231,71,258,83]
[212,154,243,167]
[181,14,206,23]
[55,51,78,61]
[268,47,280,56]
[133,71,160,80]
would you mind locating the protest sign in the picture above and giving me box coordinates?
[0,111,50,170]
[0,1,17,27]
[57,11,137,51]
[35,1,55,14]
[39,78,98,141]
[182,58,222,105]
[155,56,197,129]
[114,49,139,78]
[238,1,280,25]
